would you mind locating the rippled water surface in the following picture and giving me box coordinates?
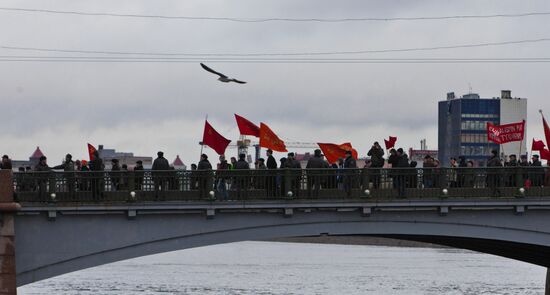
[19,241,545,294]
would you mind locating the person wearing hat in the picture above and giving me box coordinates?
[306,149,328,197]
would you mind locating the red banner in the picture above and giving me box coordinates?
[235,114,260,137]
[384,136,397,150]
[486,120,525,144]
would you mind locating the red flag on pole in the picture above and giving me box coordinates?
[234,114,260,137]
[259,123,287,152]
[541,148,550,160]
[87,143,97,161]
[532,139,546,151]
[384,136,397,150]
[486,120,525,144]
[318,143,358,164]
[543,114,550,147]
[202,120,231,155]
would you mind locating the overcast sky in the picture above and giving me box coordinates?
[1,0,550,166]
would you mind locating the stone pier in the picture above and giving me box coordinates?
[0,171,20,295]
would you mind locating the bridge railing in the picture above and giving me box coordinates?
[11,167,550,203]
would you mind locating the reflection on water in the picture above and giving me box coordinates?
[19,241,545,295]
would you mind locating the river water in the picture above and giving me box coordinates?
[19,241,545,295]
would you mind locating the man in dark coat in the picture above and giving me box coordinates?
[152,151,170,196]
[134,160,144,190]
[265,149,278,196]
[504,154,518,187]
[393,148,410,197]
[367,142,385,189]
[88,151,104,199]
[233,153,250,198]
[110,159,121,191]
[306,149,327,197]
[35,156,52,201]
[197,154,213,198]
[283,152,302,197]
[343,150,357,197]
[531,154,544,186]
[486,150,503,193]
[53,154,76,193]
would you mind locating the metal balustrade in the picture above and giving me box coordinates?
[11,167,550,203]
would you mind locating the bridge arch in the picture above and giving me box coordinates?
[15,209,550,287]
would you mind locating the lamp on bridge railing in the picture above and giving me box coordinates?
[208,190,216,201]
[363,189,371,198]
[441,188,449,199]
[130,191,136,201]
[50,193,56,201]
[286,191,293,199]
[517,187,526,198]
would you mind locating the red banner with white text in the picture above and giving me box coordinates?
[486,120,525,144]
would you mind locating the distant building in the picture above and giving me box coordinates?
[438,90,527,166]
[97,145,152,169]
[12,146,46,170]
[172,155,186,170]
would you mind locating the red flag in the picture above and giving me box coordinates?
[384,136,397,150]
[532,139,546,151]
[543,115,550,147]
[487,120,525,144]
[234,114,260,137]
[87,143,97,161]
[318,143,346,164]
[318,142,358,164]
[338,142,358,159]
[202,120,231,155]
[259,123,287,152]
[541,149,550,161]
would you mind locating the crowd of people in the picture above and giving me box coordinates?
[2,141,550,200]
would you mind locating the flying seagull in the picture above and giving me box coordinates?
[200,63,246,84]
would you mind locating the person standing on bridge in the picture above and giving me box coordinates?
[34,156,52,201]
[367,142,385,189]
[486,150,503,196]
[306,149,328,197]
[284,153,302,197]
[52,154,76,193]
[216,155,230,200]
[197,154,213,198]
[343,150,357,197]
[89,151,105,200]
[152,151,170,199]
[133,160,144,191]
[233,153,250,199]
[266,149,278,197]
[1,155,12,170]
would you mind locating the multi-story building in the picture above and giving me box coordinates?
[438,90,527,166]
[97,145,153,169]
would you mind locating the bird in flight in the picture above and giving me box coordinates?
[200,63,246,84]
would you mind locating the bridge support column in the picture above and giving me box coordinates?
[0,171,20,295]
[546,268,550,295]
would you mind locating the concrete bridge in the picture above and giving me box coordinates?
[1,168,550,294]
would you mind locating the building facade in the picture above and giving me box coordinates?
[438,90,527,167]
